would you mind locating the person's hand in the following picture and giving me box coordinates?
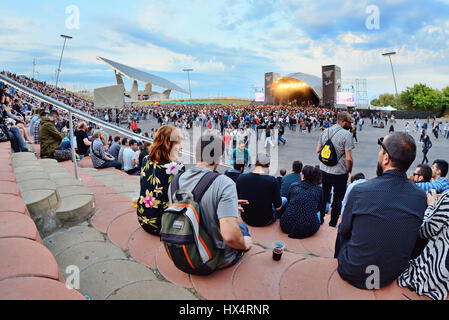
[5,106,11,113]
[408,175,415,182]
[427,192,437,207]
[243,236,253,252]
[238,200,249,206]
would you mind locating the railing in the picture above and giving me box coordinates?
[0,73,198,179]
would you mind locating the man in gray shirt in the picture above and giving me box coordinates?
[168,132,253,270]
[90,131,122,170]
[316,112,355,227]
[108,136,121,160]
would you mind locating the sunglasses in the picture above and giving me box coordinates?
[378,137,396,161]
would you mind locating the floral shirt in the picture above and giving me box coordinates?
[137,157,185,235]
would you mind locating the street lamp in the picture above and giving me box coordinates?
[382,51,399,97]
[55,34,73,88]
[183,68,193,100]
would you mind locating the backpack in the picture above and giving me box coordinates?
[319,127,342,167]
[161,171,224,276]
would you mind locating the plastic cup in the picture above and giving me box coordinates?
[272,242,285,261]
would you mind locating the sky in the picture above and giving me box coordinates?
[1,0,449,100]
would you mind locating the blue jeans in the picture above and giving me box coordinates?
[272,197,288,222]
[98,161,122,170]
[8,126,28,152]
[278,135,286,145]
[59,139,72,152]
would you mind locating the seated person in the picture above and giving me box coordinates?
[167,131,252,272]
[74,122,91,157]
[137,142,151,171]
[277,169,287,189]
[224,162,246,183]
[39,110,67,159]
[398,191,449,300]
[341,173,368,214]
[280,161,303,198]
[108,136,121,160]
[280,166,323,239]
[118,137,128,170]
[335,132,427,289]
[416,160,449,194]
[236,153,287,227]
[138,126,184,235]
[410,164,432,186]
[123,139,141,175]
[90,130,121,170]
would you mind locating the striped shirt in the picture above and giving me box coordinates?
[416,177,449,194]
[33,118,41,144]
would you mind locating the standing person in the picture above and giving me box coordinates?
[422,135,432,165]
[264,122,274,149]
[405,122,411,134]
[389,125,395,134]
[352,122,358,143]
[137,126,184,235]
[316,112,355,227]
[335,132,426,290]
[278,122,286,145]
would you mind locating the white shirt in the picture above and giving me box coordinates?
[123,147,137,171]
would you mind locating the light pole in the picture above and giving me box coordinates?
[55,34,73,88]
[382,52,398,97]
[183,68,193,100]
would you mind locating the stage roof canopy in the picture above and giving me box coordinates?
[97,56,189,94]
[284,72,323,100]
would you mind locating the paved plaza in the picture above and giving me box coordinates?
[122,118,449,179]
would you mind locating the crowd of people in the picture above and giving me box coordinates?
[1,71,449,300]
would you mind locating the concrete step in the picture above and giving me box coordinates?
[12,156,96,237]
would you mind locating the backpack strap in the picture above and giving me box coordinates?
[170,171,185,202]
[192,171,220,204]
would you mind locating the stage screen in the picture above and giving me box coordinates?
[337,92,355,106]
[254,86,265,102]
[94,84,125,109]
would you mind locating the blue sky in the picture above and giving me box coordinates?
[1,0,448,100]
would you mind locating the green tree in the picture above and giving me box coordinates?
[378,93,397,107]
[370,98,381,106]
[396,84,444,111]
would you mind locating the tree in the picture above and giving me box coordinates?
[378,93,397,107]
[396,84,444,111]
[370,98,381,106]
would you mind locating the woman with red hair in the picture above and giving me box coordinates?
[137,125,184,235]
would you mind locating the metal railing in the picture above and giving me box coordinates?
[0,73,198,179]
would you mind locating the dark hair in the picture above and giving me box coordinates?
[280,169,287,177]
[351,173,366,183]
[433,159,448,177]
[383,132,416,172]
[121,137,128,145]
[129,139,137,146]
[114,136,121,143]
[255,153,270,168]
[39,110,48,117]
[292,161,303,174]
[417,164,432,182]
[195,132,224,165]
[302,165,322,184]
[49,110,59,117]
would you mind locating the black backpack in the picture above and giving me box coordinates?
[319,127,342,167]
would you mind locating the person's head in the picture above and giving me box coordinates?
[377,132,416,176]
[149,125,182,163]
[280,169,287,177]
[255,153,271,169]
[114,136,121,144]
[39,110,48,118]
[337,112,353,130]
[301,165,322,185]
[141,142,151,153]
[121,137,129,147]
[129,139,138,151]
[238,141,245,152]
[48,110,59,122]
[350,173,366,184]
[414,164,432,183]
[78,122,87,131]
[93,130,105,141]
[292,161,303,174]
[432,160,448,179]
[195,131,224,169]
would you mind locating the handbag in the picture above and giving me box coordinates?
[53,150,73,162]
